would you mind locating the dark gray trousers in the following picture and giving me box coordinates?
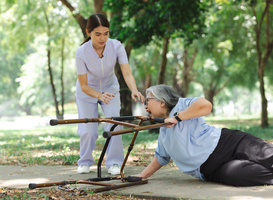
[200,128,273,186]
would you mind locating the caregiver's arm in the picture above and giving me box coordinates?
[120,63,144,103]
[78,74,114,104]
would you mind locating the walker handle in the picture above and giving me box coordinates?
[50,119,58,126]
[111,116,136,121]
[153,117,165,123]
[29,183,37,189]
[103,131,111,138]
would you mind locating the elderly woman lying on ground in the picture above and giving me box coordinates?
[135,84,273,186]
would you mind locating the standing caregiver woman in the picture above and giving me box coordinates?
[75,14,144,174]
[137,84,273,186]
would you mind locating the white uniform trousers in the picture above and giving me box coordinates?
[76,93,124,168]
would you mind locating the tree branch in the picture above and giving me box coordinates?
[59,0,87,38]
[215,80,229,96]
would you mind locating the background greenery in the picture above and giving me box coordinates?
[0,0,273,122]
[1,0,273,124]
[1,117,273,166]
[1,0,273,159]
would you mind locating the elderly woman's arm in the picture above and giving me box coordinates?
[165,97,212,127]
[135,157,162,179]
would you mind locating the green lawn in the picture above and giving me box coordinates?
[0,117,273,166]
[0,122,159,166]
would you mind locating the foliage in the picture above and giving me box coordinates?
[0,0,81,116]
[129,40,162,88]
[105,0,209,47]
[0,0,273,120]
[193,1,257,89]
[230,0,273,127]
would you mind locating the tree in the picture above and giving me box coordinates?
[0,28,29,116]
[170,39,198,97]
[129,41,162,93]
[232,0,273,127]
[61,0,137,116]
[43,6,64,119]
[249,0,273,127]
[105,0,208,85]
[59,0,89,38]
[191,57,230,114]
[2,0,79,117]
[104,0,209,117]
[179,0,260,115]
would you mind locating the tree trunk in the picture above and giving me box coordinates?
[204,88,215,115]
[60,37,65,119]
[157,36,170,84]
[47,48,62,119]
[258,66,268,127]
[20,99,33,115]
[43,8,62,119]
[115,42,133,116]
[251,1,273,127]
[144,74,152,94]
[181,48,197,97]
[94,0,106,17]
[60,0,87,38]
[202,78,228,116]
[173,48,197,97]
[181,76,190,97]
[181,49,190,97]
[144,48,159,92]
[61,1,135,116]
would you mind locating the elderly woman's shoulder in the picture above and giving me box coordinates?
[178,97,200,106]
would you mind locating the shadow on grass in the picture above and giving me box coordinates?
[2,118,273,166]
[0,123,159,165]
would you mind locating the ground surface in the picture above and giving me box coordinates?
[2,116,273,199]
[1,187,158,200]
[1,153,174,199]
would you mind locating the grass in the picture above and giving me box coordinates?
[0,117,273,166]
[0,122,160,166]
[0,125,80,165]
[206,117,273,142]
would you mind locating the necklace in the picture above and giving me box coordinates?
[93,45,105,58]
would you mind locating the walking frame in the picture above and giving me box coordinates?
[29,116,168,193]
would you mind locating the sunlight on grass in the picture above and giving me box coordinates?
[1,117,273,166]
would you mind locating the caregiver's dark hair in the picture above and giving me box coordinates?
[146,84,181,112]
[80,14,110,46]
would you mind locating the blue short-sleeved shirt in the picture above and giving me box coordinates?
[155,97,222,180]
[75,38,128,102]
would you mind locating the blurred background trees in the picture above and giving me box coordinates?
[0,0,272,127]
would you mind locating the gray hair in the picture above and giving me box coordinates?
[146,84,181,112]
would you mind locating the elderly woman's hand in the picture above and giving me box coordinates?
[164,117,178,128]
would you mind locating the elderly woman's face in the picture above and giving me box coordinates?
[144,92,165,118]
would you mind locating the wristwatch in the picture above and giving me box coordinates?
[174,112,182,122]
